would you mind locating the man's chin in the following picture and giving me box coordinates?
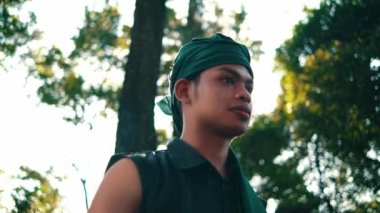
[218,125,248,139]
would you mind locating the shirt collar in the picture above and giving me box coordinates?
[167,138,206,169]
[167,137,240,174]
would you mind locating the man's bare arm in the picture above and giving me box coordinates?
[88,158,142,213]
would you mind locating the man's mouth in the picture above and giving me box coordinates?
[231,106,251,118]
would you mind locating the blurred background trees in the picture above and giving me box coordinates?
[10,166,62,213]
[0,0,39,64]
[234,0,380,211]
[0,167,62,213]
[1,0,379,212]
[2,0,258,152]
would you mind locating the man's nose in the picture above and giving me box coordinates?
[236,85,251,103]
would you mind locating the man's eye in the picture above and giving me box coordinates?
[222,77,234,85]
[246,86,253,93]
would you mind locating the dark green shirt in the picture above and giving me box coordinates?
[106,138,266,213]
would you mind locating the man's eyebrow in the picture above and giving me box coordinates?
[219,66,253,82]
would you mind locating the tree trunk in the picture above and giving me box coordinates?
[115,0,166,153]
[181,0,204,42]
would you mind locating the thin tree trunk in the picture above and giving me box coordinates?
[115,0,166,153]
[181,0,204,42]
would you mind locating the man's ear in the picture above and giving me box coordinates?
[174,79,192,104]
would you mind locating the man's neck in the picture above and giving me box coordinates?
[180,131,231,177]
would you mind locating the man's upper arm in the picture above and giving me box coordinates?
[89,158,142,213]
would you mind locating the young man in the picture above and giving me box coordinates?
[89,33,266,213]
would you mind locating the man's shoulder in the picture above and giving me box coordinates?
[106,149,170,172]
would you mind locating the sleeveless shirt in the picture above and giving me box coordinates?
[106,138,266,213]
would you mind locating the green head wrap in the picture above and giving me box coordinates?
[158,33,253,137]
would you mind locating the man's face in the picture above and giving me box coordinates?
[189,64,253,138]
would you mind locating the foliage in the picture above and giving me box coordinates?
[69,6,130,64]
[0,0,40,66]
[6,0,261,150]
[26,5,127,125]
[18,0,260,126]
[0,169,7,212]
[10,166,62,213]
[161,0,262,94]
[157,129,169,145]
[235,0,380,211]
[233,114,320,211]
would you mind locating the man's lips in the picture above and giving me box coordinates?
[230,106,251,118]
